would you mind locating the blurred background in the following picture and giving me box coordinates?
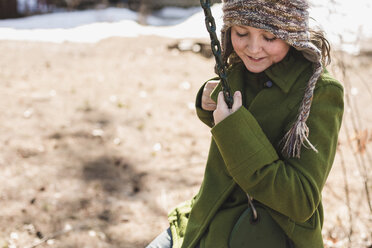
[0,0,371,247]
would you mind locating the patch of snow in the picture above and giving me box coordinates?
[0,1,371,54]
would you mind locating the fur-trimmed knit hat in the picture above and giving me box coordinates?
[222,0,323,158]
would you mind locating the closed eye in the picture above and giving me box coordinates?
[264,36,277,42]
[236,32,248,37]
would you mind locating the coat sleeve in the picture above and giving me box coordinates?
[210,83,344,223]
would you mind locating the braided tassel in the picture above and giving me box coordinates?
[281,118,318,158]
[281,62,323,158]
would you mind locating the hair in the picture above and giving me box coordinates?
[221,27,332,68]
[309,29,331,66]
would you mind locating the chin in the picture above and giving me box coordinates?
[242,61,271,73]
[248,68,265,73]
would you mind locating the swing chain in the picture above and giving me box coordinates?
[200,0,233,108]
[200,0,258,222]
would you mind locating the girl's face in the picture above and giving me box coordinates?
[231,25,290,73]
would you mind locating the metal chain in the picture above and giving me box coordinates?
[200,0,233,108]
[200,0,258,222]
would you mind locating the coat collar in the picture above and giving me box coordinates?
[264,48,312,94]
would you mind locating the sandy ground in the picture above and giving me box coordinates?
[0,36,371,248]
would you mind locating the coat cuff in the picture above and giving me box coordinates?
[211,106,279,177]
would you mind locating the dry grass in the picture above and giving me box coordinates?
[0,36,371,248]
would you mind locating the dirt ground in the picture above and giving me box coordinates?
[0,36,371,248]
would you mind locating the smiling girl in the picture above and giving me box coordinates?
[147,0,344,247]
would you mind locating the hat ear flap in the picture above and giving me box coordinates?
[292,42,322,63]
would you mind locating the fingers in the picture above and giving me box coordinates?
[205,80,219,91]
[213,91,242,125]
[202,95,217,111]
[201,80,219,111]
[217,91,228,109]
[232,91,242,112]
[202,102,217,111]
[213,91,228,125]
[202,80,242,114]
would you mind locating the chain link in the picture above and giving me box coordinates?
[200,0,233,108]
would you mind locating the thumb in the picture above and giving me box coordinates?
[232,91,242,112]
[217,91,228,109]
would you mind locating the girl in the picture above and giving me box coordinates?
[147,0,344,247]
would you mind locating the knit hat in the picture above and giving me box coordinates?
[221,0,323,158]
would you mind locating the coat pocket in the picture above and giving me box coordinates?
[229,205,290,248]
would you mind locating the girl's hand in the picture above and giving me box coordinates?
[201,80,219,111]
[213,91,242,125]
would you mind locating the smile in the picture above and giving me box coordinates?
[248,56,264,62]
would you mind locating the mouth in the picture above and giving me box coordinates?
[248,56,264,62]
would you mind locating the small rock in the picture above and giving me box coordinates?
[23,108,34,118]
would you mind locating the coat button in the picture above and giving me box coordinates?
[264,80,273,88]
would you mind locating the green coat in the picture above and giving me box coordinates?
[168,49,344,248]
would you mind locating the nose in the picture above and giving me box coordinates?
[246,36,261,54]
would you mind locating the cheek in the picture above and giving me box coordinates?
[231,37,244,53]
[269,43,290,62]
